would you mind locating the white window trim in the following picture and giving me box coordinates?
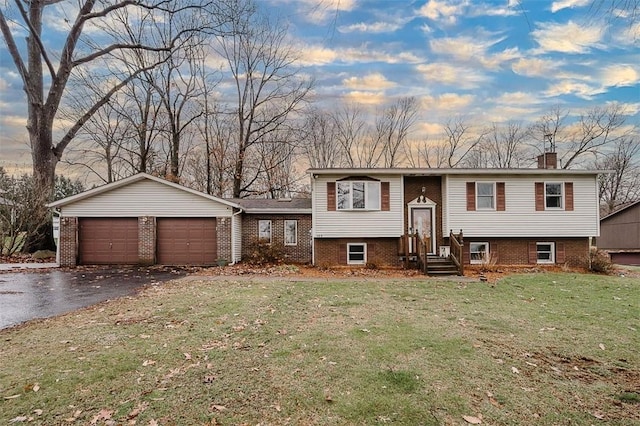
[258,220,272,243]
[476,182,495,210]
[336,181,381,211]
[470,242,489,264]
[536,242,555,264]
[347,243,367,265]
[545,182,563,210]
[284,220,297,246]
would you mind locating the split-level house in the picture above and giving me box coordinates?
[309,153,601,271]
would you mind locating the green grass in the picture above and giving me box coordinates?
[1,272,639,425]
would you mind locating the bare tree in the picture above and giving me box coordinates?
[597,136,640,215]
[0,0,227,250]
[301,108,343,168]
[483,122,530,168]
[214,0,313,197]
[375,97,419,168]
[332,104,367,168]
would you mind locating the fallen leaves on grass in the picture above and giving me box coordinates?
[90,408,113,425]
[463,414,483,424]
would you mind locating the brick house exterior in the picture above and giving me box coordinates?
[310,156,601,270]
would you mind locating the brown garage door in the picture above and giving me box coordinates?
[79,218,139,265]
[156,218,217,265]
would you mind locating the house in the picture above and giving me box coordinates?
[309,153,601,270]
[48,173,312,267]
[597,200,640,265]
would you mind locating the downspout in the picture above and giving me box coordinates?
[52,208,61,265]
[230,208,244,265]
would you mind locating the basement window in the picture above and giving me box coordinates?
[347,243,366,265]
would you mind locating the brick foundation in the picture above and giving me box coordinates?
[460,237,590,267]
[314,238,401,268]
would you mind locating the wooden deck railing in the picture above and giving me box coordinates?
[449,229,464,276]
[399,233,430,273]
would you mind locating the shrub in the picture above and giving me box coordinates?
[589,249,613,273]
[245,239,285,265]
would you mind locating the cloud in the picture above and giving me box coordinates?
[532,21,605,54]
[270,0,356,24]
[339,21,401,33]
[297,44,421,66]
[416,62,489,89]
[421,93,475,111]
[343,73,396,90]
[544,79,603,99]
[417,0,467,25]
[343,91,386,105]
[550,0,590,13]
[600,64,640,87]
[511,57,562,77]
[494,91,543,105]
[430,35,520,70]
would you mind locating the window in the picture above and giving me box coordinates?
[337,181,381,210]
[545,183,563,209]
[347,243,366,265]
[536,242,555,264]
[470,242,489,264]
[476,183,495,209]
[258,220,272,243]
[284,220,297,246]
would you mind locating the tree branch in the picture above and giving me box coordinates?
[12,0,56,79]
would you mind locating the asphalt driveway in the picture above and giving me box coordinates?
[0,266,186,329]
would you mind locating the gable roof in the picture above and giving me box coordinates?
[47,173,241,209]
[601,199,640,222]
[307,167,605,177]
[231,198,311,214]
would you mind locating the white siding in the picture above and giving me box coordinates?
[232,213,242,262]
[312,175,404,238]
[445,175,599,237]
[61,180,233,217]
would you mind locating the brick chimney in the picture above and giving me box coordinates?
[537,152,557,169]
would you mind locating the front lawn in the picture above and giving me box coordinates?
[1,272,638,425]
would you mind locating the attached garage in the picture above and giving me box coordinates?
[48,173,242,267]
[78,218,139,264]
[156,218,217,265]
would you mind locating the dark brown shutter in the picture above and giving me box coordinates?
[528,242,538,264]
[327,182,336,211]
[381,182,390,211]
[535,182,544,211]
[564,182,574,211]
[556,242,565,264]
[339,244,347,264]
[496,182,505,211]
[466,182,476,211]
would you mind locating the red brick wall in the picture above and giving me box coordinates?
[461,237,589,267]
[242,214,312,263]
[216,217,232,262]
[138,216,155,265]
[314,238,401,268]
[59,216,78,267]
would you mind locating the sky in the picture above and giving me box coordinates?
[0,0,639,174]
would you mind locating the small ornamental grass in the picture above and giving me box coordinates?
[1,272,638,425]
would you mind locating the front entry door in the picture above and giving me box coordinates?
[411,207,434,254]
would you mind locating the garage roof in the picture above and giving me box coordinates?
[48,173,241,209]
[231,198,312,214]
